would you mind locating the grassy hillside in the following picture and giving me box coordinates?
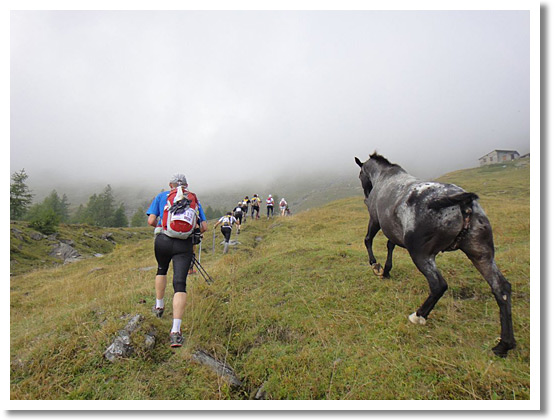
[10,159,530,400]
[10,222,153,276]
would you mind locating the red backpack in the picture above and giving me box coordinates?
[162,186,199,239]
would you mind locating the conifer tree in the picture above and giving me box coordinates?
[82,185,117,226]
[25,191,63,234]
[205,205,215,219]
[60,194,71,222]
[10,169,33,220]
[111,203,128,227]
[82,193,101,226]
[26,203,60,235]
[71,204,86,224]
[99,185,116,223]
[43,190,70,221]
[130,207,147,227]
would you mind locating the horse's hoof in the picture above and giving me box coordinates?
[491,340,516,358]
[408,312,426,325]
[371,263,384,277]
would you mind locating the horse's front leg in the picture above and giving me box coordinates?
[382,240,396,278]
[365,217,383,276]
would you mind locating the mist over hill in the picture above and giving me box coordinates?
[21,156,527,222]
[24,166,364,220]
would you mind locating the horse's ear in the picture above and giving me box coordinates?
[355,157,363,167]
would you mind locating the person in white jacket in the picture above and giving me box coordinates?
[279,198,288,216]
[266,195,275,219]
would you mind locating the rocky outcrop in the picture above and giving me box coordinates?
[11,228,25,241]
[104,314,144,362]
[30,232,46,241]
[49,242,81,263]
[191,350,243,388]
[100,232,116,244]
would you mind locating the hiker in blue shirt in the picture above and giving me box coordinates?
[146,174,208,348]
[147,189,207,234]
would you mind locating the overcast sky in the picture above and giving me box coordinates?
[10,8,531,194]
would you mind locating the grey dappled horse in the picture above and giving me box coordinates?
[355,153,515,357]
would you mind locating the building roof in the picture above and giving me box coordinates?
[478,150,520,160]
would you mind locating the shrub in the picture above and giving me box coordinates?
[27,205,60,235]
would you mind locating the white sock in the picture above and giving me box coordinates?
[156,299,164,309]
[171,319,182,333]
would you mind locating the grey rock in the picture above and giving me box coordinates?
[191,349,243,388]
[49,242,80,262]
[11,228,24,241]
[101,232,116,243]
[254,383,267,400]
[63,256,84,265]
[104,314,145,362]
[123,314,144,334]
[30,232,46,241]
[220,240,241,246]
[143,333,156,351]
[104,335,133,362]
[136,266,157,272]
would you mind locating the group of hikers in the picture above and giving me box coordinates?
[214,194,290,249]
[145,174,290,347]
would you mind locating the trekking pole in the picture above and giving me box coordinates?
[192,257,214,284]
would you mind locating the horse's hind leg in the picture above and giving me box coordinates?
[463,248,516,357]
[457,208,516,357]
[408,254,448,325]
[365,217,383,276]
[382,240,396,278]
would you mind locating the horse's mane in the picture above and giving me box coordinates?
[369,152,401,169]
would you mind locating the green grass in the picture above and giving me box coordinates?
[10,160,530,400]
[10,222,154,276]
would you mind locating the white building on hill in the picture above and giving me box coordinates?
[478,150,520,166]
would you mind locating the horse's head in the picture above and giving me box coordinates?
[356,153,403,198]
[355,157,373,198]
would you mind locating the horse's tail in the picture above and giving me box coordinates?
[428,192,479,211]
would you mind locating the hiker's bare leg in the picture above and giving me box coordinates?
[155,275,167,300]
[173,292,187,319]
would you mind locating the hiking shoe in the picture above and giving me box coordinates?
[170,331,184,347]
[152,305,164,318]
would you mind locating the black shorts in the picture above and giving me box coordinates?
[234,213,243,224]
[221,226,233,242]
[154,234,194,293]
